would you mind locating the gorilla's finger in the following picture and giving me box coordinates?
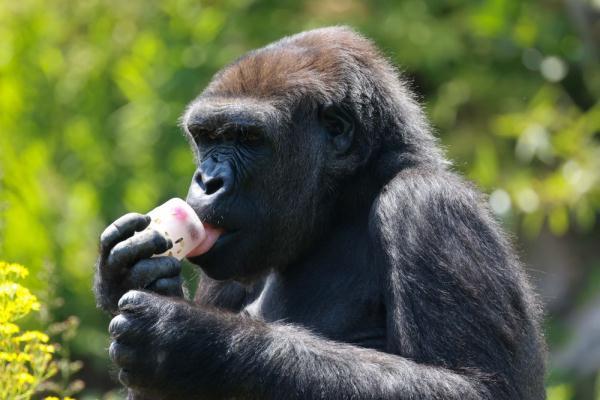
[107,229,172,270]
[146,276,183,297]
[109,314,133,339]
[109,341,136,368]
[128,257,181,289]
[100,213,150,255]
[118,290,152,312]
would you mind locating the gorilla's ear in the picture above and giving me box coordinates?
[320,104,355,155]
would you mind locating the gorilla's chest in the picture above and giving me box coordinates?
[242,238,386,350]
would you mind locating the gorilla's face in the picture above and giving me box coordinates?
[183,96,355,281]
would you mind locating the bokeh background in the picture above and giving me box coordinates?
[0,0,599,398]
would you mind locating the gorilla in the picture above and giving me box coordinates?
[94,27,546,399]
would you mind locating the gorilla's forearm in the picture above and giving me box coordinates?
[174,310,488,400]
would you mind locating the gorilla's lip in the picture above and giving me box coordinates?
[186,230,239,263]
[197,214,234,233]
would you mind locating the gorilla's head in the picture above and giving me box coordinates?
[183,26,444,281]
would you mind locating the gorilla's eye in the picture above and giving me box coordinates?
[207,131,220,141]
[188,124,220,143]
[321,104,353,138]
[239,127,263,144]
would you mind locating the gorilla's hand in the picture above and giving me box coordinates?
[94,213,183,314]
[108,291,211,398]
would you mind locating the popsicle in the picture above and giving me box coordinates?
[143,198,224,259]
[144,198,206,260]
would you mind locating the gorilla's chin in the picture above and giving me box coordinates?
[187,230,262,281]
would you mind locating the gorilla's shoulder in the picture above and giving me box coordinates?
[372,167,486,218]
[368,167,502,258]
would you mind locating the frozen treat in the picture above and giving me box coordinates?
[145,198,206,260]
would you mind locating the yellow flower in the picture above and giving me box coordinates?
[0,351,17,361]
[17,372,35,385]
[37,344,56,354]
[0,282,41,323]
[0,261,61,399]
[15,352,32,362]
[0,261,29,279]
[16,330,50,343]
[0,322,20,335]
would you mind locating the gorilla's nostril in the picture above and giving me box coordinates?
[204,177,224,195]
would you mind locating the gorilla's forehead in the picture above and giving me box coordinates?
[201,26,382,103]
[182,98,281,133]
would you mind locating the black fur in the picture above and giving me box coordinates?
[94,26,546,399]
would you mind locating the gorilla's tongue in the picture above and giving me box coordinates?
[187,223,224,257]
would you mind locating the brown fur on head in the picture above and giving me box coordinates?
[202,26,447,176]
[205,27,383,102]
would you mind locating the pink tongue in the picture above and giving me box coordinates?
[187,223,224,257]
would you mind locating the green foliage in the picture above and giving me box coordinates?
[0,0,598,397]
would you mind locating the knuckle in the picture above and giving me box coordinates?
[108,314,128,336]
[118,290,143,310]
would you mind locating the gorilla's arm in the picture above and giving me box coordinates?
[109,169,538,399]
[373,169,540,398]
[112,291,486,400]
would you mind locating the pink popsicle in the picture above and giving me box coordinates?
[145,198,222,259]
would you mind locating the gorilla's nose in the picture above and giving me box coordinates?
[194,169,230,196]
[203,175,224,195]
[187,171,228,215]
[196,171,226,196]
[189,157,234,202]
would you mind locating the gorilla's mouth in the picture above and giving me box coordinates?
[187,223,225,257]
